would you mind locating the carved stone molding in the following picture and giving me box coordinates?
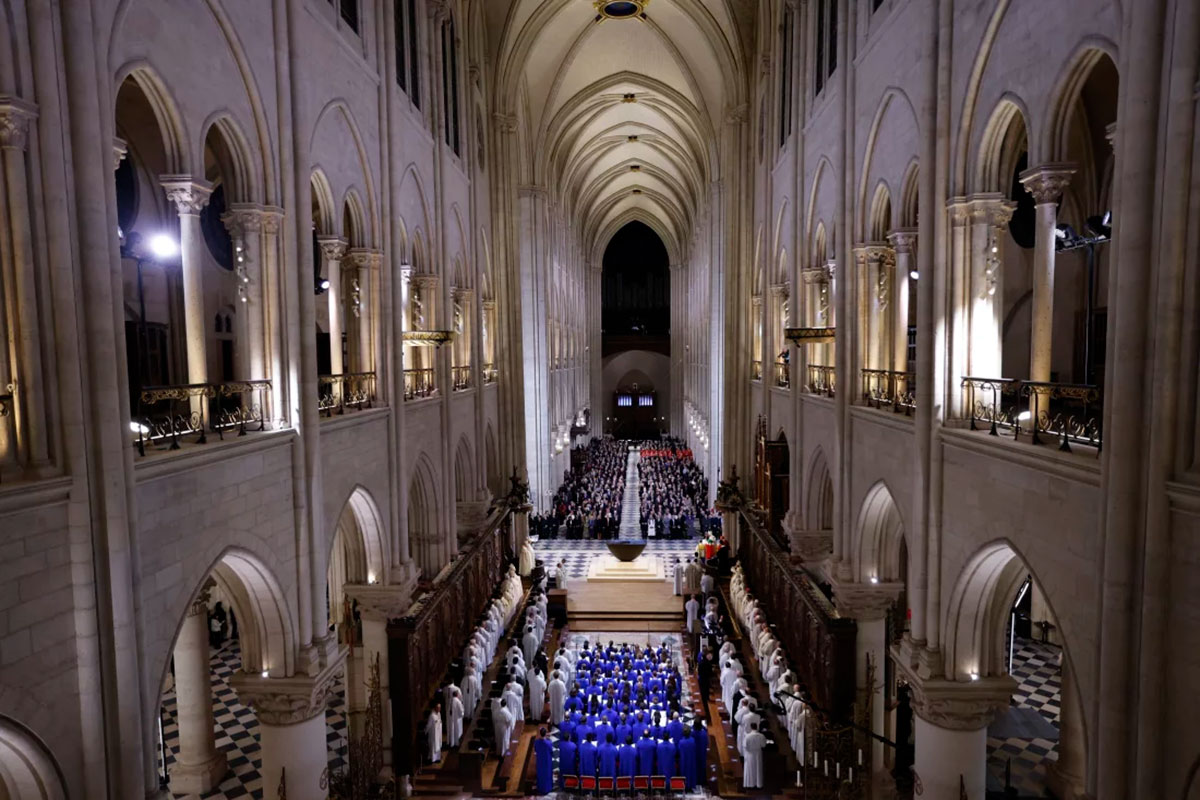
[410,274,440,291]
[967,193,1016,227]
[187,586,212,618]
[784,526,833,563]
[887,228,918,254]
[112,137,128,171]
[348,247,380,270]
[1019,163,1076,205]
[863,243,895,267]
[829,578,903,620]
[261,206,285,235]
[493,112,518,134]
[768,282,790,299]
[317,235,349,262]
[903,674,1016,731]
[946,196,971,226]
[451,286,475,302]
[230,653,346,726]
[0,96,37,151]
[724,103,749,126]
[222,204,266,237]
[343,582,418,623]
[160,175,213,216]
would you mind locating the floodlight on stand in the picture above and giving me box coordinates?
[909,270,919,281]
[1085,210,1112,239]
[148,233,178,260]
[129,421,150,435]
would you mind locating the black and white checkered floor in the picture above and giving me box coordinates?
[533,539,699,580]
[159,638,348,799]
[986,636,1063,796]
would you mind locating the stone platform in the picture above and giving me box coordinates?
[585,553,667,582]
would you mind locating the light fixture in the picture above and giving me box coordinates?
[909,270,919,281]
[367,572,376,585]
[969,672,980,681]
[595,0,648,19]
[1017,410,1032,421]
[148,233,178,260]
[129,421,150,434]
[316,277,331,295]
[869,576,879,584]
[261,669,269,678]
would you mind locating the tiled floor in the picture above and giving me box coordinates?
[533,539,699,580]
[159,638,348,799]
[986,636,1062,797]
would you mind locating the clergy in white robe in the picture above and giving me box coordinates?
[493,699,515,756]
[742,724,766,789]
[426,705,443,763]
[519,538,536,576]
[527,669,547,720]
[504,682,524,723]
[700,571,715,595]
[523,625,540,664]
[672,559,684,595]
[461,667,481,716]
[685,596,700,633]
[738,709,761,755]
[508,656,526,683]
[448,689,465,747]
[548,671,567,724]
[684,559,702,594]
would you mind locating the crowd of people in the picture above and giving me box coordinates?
[530,438,628,540]
[537,637,710,793]
[637,440,716,539]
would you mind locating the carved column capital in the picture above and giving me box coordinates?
[317,235,349,262]
[112,137,128,171]
[160,176,214,216]
[947,196,972,226]
[0,96,37,151]
[1019,163,1076,205]
[221,203,267,237]
[967,193,1016,227]
[410,274,440,291]
[230,653,346,726]
[260,206,285,235]
[493,112,518,133]
[887,228,918,254]
[768,282,790,299]
[724,103,749,126]
[901,673,1016,731]
[343,582,417,623]
[348,247,380,270]
[186,587,212,618]
[830,578,903,620]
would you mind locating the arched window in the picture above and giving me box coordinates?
[441,15,461,156]
[778,5,794,147]
[395,0,421,108]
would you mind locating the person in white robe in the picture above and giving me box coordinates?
[786,687,807,758]
[684,558,702,595]
[503,682,524,723]
[523,625,540,664]
[493,698,514,756]
[508,656,527,683]
[426,705,443,763]
[700,571,715,595]
[519,537,537,576]
[738,706,761,756]
[672,558,684,595]
[685,595,700,634]
[733,698,753,751]
[461,665,481,716]
[742,723,766,789]
[728,677,748,714]
[507,643,526,666]
[527,668,547,721]
[448,689,465,747]
[548,671,567,724]
[720,663,740,710]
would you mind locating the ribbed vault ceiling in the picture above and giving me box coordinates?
[492,0,747,263]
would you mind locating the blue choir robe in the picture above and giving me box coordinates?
[694,728,708,782]
[615,723,632,744]
[618,743,639,777]
[535,737,555,794]
[595,722,614,744]
[566,696,584,713]
[666,719,684,743]
[598,742,619,778]
[656,739,677,778]
[559,719,576,743]
[575,722,593,744]
[578,741,598,776]
[558,739,578,782]
[677,736,697,788]
[636,737,657,774]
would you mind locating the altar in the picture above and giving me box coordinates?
[585,552,667,582]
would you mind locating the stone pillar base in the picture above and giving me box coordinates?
[168,751,227,795]
[1045,758,1085,799]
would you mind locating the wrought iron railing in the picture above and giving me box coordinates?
[133,379,273,455]
[751,360,763,381]
[318,372,377,417]
[806,364,836,397]
[774,360,790,388]
[451,365,472,391]
[861,369,915,415]
[960,376,1103,452]
[403,368,436,400]
[482,363,497,384]
[327,654,385,799]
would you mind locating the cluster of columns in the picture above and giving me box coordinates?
[0,97,50,475]
[853,239,912,375]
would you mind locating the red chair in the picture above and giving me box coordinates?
[669,776,687,793]
[650,775,668,791]
[633,775,650,792]
[563,774,580,791]
[616,776,633,793]
[580,775,598,792]
[598,776,615,792]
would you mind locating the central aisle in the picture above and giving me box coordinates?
[618,448,641,539]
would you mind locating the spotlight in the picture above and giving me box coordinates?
[1085,211,1112,239]
[1017,410,1031,421]
[316,278,331,295]
[869,576,879,585]
[148,233,179,260]
[969,672,980,681]
[129,421,150,435]
[909,270,919,281]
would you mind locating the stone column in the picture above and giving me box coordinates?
[161,177,214,389]
[169,594,227,793]
[1018,164,1075,383]
[0,97,50,468]
[946,199,971,420]
[512,503,532,575]
[232,654,346,800]
[967,195,1015,381]
[888,231,917,373]
[318,237,349,379]
[769,283,789,384]
[832,580,902,771]
[222,205,268,383]
[348,248,378,374]
[864,245,893,373]
[905,676,1014,800]
[344,583,417,780]
[1046,657,1086,799]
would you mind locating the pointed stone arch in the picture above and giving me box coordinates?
[408,453,443,578]
[0,716,67,800]
[454,435,475,504]
[804,446,833,531]
[854,481,906,583]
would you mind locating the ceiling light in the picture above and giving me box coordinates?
[596,1,647,20]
